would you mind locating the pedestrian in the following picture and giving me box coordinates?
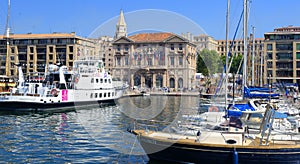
[196,130,201,142]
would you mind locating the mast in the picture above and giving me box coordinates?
[225,0,230,109]
[251,26,255,86]
[5,0,11,76]
[242,0,248,99]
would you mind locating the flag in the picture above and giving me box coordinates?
[77,48,81,56]
[131,53,135,61]
[186,55,190,64]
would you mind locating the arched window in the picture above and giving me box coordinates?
[156,75,163,88]
[178,78,183,89]
[169,78,175,88]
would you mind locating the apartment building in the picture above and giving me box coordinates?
[0,32,95,77]
[264,26,300,85]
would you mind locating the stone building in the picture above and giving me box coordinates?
[112,10,197,91]
[112,32,197,91]
[93,36,114,73]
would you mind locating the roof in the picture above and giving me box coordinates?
[128,32,174,42]
[0,33,78,39]
[117,10,126,26]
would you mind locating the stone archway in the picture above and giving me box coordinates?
[134,74,141,87]
[156,75,163,88]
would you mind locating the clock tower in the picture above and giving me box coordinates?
[115,10,127,39]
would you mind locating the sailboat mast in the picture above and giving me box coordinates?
[242,0,248,98]
[251,26,255,86]
[225,0,230,108]
[5,0,11,76]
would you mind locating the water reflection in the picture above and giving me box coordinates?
[0,95,199,163]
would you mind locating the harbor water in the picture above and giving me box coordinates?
[0,95,201,163]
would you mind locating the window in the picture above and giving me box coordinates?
[90,93,93,98]
[104,79,107,83]
[100,79,103,83]
[95,93,98,98]
[104,93,106,97]
[179,56,183,65]
[170,44,174,51]
[297,43,300,50]
[125,56,128,65]
[30,47,34,53]
[124,45,129,51]
[108,92,111,97]
[267,44,272,51]
[117,57,121,66]
[96,78,99,83]
[91,78,94,83]
[100,93,102,98]
[297,52,300,59]
[69,46,73,53]
[170,56,174,65]
[179,44,183,50]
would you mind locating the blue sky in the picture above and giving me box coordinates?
[0,0,299,39]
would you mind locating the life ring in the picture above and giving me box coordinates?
[50,88,58,96]
[208,106,218,112]
[75,77,79,83]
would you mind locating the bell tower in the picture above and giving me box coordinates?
[114,9,127,39]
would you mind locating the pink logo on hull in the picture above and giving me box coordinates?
[62,90,68,101]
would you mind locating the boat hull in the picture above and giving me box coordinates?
[0,99,117,112]
[137,135,300,164]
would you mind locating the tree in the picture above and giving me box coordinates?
[196,55,209,76]
[196,49,223,76]
[220,53,243,74]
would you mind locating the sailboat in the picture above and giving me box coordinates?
[130,106,300,164]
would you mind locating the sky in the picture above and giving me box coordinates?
[0,0,299,40]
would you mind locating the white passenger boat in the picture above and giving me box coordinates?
[0,59,127,111]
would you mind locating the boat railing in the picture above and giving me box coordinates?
[132,119,184,134]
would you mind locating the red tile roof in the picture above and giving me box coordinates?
[128,32,173,42]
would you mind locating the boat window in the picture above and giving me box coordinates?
[90,93,93,98]
[108,79,111,83]
[91,78,94,83]
[104,79,107,83]
[96,78,99,83]
[104,93,106,97]
[100,93,102,98]
[95,93,98,98]
[100,79,103,83]
[112,92,114,97]
[108,92,110,97]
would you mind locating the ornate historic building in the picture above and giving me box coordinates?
[112,10,197,91]
[112,32,197,91]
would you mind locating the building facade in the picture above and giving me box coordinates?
[112,32,197,91]
[264,26,300,85]
[93,36,114,73]
[0,32,95,77]
[217,37,265,86]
